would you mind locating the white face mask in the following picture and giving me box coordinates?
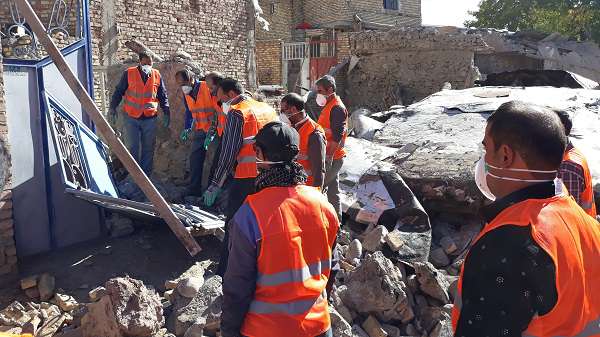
[181,85,193,95]
[140,64,152,74]
[474,155,558,201]
[279,113,291,125]
[316,94,328,107]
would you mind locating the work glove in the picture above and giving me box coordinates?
[203,133,215,150]
[109,108,117,125]
[180,128,192,142]
[162,114,171,128]
[202,184,221,207]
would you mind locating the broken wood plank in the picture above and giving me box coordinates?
[15,0,201,256]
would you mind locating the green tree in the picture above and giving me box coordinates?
[466,0,600,43]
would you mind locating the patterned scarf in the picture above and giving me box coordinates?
[255,161,308,191]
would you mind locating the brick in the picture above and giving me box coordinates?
[21,275,38,290]
[0,219,13,231]
[5,244,16,256]
[0,201,12,210]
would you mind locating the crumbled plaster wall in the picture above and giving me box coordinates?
[344,27,487,111]
[0,40,17,277]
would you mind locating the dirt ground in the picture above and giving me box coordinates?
[0,224,222,308]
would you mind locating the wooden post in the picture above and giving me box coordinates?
[15,0,202,256]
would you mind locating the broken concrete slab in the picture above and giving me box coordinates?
[105,277,164,337]
[373,86,600,213]
[81,296,122,337]
[339,252,414,323]
[176,277,204,299]
[414,262,451,304]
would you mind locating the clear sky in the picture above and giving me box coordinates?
[421,0,481,27]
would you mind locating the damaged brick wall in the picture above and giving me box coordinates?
[257,0,293,41]
[345,27,487,112]
[256,40,283,85]
[0,41,17,277]
[89,0,251,184]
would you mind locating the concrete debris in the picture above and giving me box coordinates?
[346,239,363,261]
[384,229,405,252]
[20,275,38,290]
[362,225,388,252]
[362,315,388,337]
[351,110,385,141]
[329,307,353,337]
[86,277,165,337]
[88,287,107,302]
[339,251,414,323]
[124,40,164,63]
[170,275,222,336]
[53,293,79,312]
[381,323,401,337]
[429,247,450,268]
[176,277,204,299]
[108,215,136,238]
[414,262,451,304]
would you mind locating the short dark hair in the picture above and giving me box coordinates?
[487,101,566,169]
[138,52,151,62]
[218,78,244,95]
[281,93,305,111]
[316,75,336,92]
[553,108,573,136]
[206,71,225,86]
[175,69,194,82]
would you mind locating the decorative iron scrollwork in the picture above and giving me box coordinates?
[49,105,89,190]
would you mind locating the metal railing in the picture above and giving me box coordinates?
[282,40,336,61]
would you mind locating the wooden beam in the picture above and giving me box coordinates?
[15,0,202,256]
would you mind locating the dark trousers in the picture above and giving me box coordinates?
[187,131,207,196]
[216,177,256,277]
[125,115,157,175]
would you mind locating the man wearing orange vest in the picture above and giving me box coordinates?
[280,93,326,189]
[202,78,278,277]
[175,69,224,196]
[453,101,600,337]
[109,52,170,175]
[221,121,339,337]
[554,109,597,218]
[315,75,348,220]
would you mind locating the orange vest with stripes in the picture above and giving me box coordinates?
[216,97,227,137]
[123,67,160,118]
[317,95,348,161]
[296,118,324,187]
[241,185,340,337]
[185,81,218,132]
[452,195,600,337]
[563,147,597,218]
[233,98,278,179]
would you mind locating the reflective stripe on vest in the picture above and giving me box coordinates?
[241,185,340,337]
[249,291,327,315]
[123,67,160,118]
[452,195,600,337]
[317,95,348,160]
[296,118,324,187]
[563,147,597,218]
[185,81,217,132]
[233,98,278,179]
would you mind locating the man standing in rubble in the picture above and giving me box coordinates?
[315,75,348,220]
[554,109,597,218]
[176,69,224,196]
[109,52,171,175]
[280,93,326,189]
[453,101,600,337]
[201,78,278,276]
[221,122,339,337]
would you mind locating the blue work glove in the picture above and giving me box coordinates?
[180,128,192,142]
[202,184,221,207]
[203,133,215,150]
[162,114,171,128]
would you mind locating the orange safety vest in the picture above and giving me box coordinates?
[452,194,600,337]
[241,185,340,337]
[216,96,227,137]
[185,81,218,132]
[296,118,325,187]
[317,95,348,161]
[233,98,278,179]
[563,147,597,218]
[123,67,160,118]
